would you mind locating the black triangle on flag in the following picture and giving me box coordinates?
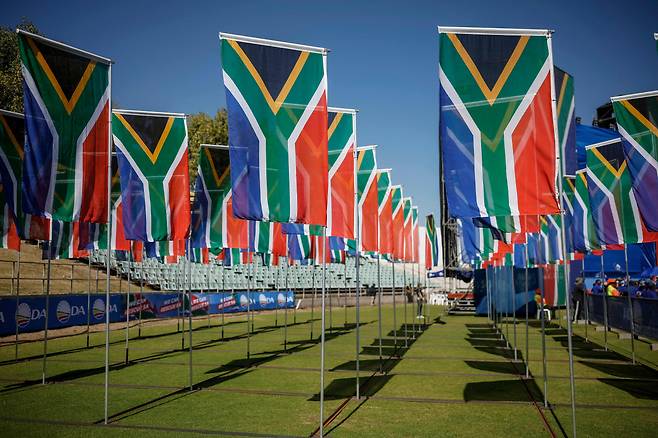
[237,41,303,100]
[455,34,522,91]
[120,114,169,155]
[32,37,93,101]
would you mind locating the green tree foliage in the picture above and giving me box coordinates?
[187,109,228,186]
[0,20,40,112]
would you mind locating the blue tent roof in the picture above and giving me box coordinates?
[575,124,620,170]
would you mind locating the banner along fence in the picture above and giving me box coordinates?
[0,291,295,336]
[586,293,658,341]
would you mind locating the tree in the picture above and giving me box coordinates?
[187,109,228,186]
[0,20,40,112]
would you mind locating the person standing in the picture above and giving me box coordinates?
[369,284,377,305]
[415,284,426,319]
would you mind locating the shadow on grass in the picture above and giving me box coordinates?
[101,324,360,424]
[463,378,543,402]
[463,360,522,375]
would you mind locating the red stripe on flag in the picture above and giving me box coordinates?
[226,195,248,249]
[512,75,560,216]
[378,196,393,255]
[168,150,191,240]
[295,93,328,226]
[361,182,379,252]
[79,103,110,223]
[330,141,355,239]
[393,209,404,260]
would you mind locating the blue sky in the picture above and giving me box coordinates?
[5,0,658,220]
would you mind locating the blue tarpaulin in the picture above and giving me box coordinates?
[576,124,620,170]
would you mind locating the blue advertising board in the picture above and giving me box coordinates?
[0,290,295,336]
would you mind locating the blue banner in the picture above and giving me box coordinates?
[0,291,295,336]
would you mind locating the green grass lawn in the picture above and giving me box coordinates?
[1,302,657,437]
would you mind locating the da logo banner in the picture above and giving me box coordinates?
[56,300,72,323]
[16,302,32,328]
[277,293,287,306]
[93,298,105,320]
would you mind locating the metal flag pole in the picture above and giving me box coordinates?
[275,260,280,327]
[344,262,348,327]
[42,256,52,384]
[582,258,588,342]
[125,250,132,365]
[310,263,316,339]
[600,253,608,350]
[512,246,517,360]
[14,251,22,361]
[221,262,226,341]
[354,144,362,401]
[377,253,383,372]
[622,244,636,364]
[284,257,289,352]
[138,259,144,338]
[86,255,92,348]
[318,228,328,437]
[403,261,408,347]
[540,274,548,408]
[410,261,416,339]
[246,226,252,360]
[180,259,186,349]
[187,246,193,391]
[104,65,113,424]
[548,35,577,436]
[206,264,212,328]
[392,258,397,346]
[524,243,530,378]
[355,250,361,400]
[328,262,333,331]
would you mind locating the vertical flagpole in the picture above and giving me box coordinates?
[310,263,316,339]
[206,263,212,328]
[343,262,348,326]
[14,251,21,361]
[580,256,589,342]
[377,254,383,372]
[601,253,608,350]
[86,255,92,348]
[411,261,416,339]
[328,260,333,331]
[176,256,187,350]
[103,62,113,425]
[284,257,289,352]
[524,243,530,378]
[42,256,51,384]
[512,246,517,360]
[540,274,548,408]
[354,148,361,401]
[221,261,226,341]
[403,261,408,347]
[138,258,143,338]
[548,34,577,436]
[275,258,280,327]
[187,246,193,390]
[319,228,328,437]
[246,226,252,359]
[583,258,588,342]
[176,261,181,333]
[125,250,132,365]
[622,244,636,364]
[392,259,397,346]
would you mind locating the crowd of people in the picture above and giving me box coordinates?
[589,276,658,299]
